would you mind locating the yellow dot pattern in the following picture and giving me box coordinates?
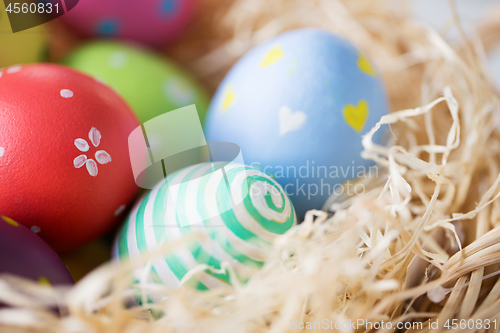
[2,215,18,227]
[222,87,235,112]
[38,276,52,286]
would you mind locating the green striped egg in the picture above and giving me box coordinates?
[113,162,296,290]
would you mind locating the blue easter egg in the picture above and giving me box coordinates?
[204,28,388,219]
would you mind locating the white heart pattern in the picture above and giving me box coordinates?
[0,147,4,157]
[279,106,307,136]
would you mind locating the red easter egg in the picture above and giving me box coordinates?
[0,64,140,253]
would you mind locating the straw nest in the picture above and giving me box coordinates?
[3,0,500,332]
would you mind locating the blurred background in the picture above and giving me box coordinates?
[414,0,500,88]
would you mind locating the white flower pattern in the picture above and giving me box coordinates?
[73,127,112,177]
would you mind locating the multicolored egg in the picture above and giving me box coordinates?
[113,162,296,291]
[0,64,140,253]
[0,215,73,285]
[63,41,209,124]
[47,0,197,48]
[204,29,389,219]
[0,2,47,68]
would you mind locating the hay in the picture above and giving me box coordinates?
[3,0,500,332]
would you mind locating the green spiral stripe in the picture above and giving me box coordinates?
[184,163,234,284]
[242,177,296,235]
[153,164,208,290]
[174,163,228,287]
[117,213,131,261]
[115,162,296,291]
[133,191,167,286]
[219,166,294,237]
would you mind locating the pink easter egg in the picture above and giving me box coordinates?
[52,0,197,48]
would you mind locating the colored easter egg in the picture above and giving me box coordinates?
[45,0,197,48]
[204,29,389,219]
[60,239,112,282]
[0,64,140,253]
[0,215,73,285]
[63,41,209,124]
[113,162,296,291]
[0,2,47,68]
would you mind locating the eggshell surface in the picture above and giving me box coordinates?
[113,162,296,291]
[204,29,389,219]
[0,64,140,252]
[64,41,210,124]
